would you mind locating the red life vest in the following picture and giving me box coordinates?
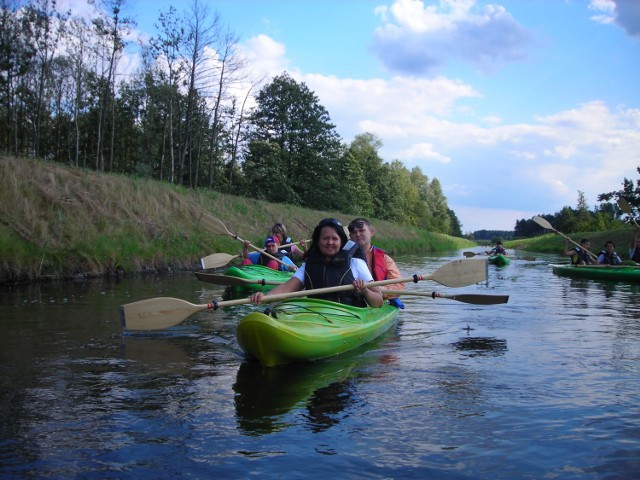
[369,246,388,281]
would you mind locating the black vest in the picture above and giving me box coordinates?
[303,243,367,306]
[278,236,294,256]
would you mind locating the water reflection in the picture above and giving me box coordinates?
[233,330,399,436]
[451,336,508,357]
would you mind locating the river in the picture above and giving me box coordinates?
[1,251,638,479]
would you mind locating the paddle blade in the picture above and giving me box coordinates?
[533,215,554,231]
[617,197,632,214]
[427,258,487,287]
[463,251,477,258]
[198,212,233,236]
[380,289,508,305]
[120,297,213,331]
[200,253,240,269]
[432,292,509,305]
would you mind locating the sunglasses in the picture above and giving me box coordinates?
[318,218,342,228]
[347,221,365,233]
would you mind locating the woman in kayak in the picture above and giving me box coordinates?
[271,222,306,260]
[249,218,383,307]
[597,240,622,265]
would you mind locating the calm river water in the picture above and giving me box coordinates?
[1,251,639,479]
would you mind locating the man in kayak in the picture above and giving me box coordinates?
[486,241,508,256]
[241,236,296,271]
[249,218,383,307]
[563,238,596,265]
[348,217,405,308]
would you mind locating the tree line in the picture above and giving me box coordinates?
[513,179,640,238]
[0,0,461,236]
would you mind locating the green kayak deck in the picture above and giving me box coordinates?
[550,263,640,282]
[488,254,510,266]
[226,264,292,290]
[236,298,400,366]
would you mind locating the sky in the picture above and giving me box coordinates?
[60,0,640,232]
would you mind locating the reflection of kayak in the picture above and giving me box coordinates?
[550,263,640,282]
[488,254,510,266]
[236,298,400,366]
[233,358,359,435]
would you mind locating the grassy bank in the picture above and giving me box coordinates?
[0,156,477,283]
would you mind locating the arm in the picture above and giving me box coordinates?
[352,259,382,307]
[353,279,383,307]
[380,255,405,294]
[562,240,576,257]
[249,276,304,304]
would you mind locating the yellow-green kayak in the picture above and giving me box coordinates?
[236,298,400,366]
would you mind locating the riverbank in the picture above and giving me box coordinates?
[1,156,476,283]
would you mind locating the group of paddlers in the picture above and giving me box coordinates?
[563,227,640,265]
[238,218,405,309]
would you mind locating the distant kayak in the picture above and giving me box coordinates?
[236,298,400,366]
[488,254,510,266]
[550,263,640,282]
[195,264,292,290]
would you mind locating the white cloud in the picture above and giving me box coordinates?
[372,0,533,75]
[589,0,640,36]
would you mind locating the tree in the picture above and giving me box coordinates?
[598,166,640,225]
[244,72,343,209]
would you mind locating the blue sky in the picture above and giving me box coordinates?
[63,0,640,232]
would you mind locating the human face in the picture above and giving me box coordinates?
[318,226,342,256]
[605,243,615,253]
[349,222,373,248]
[265,242,279,254]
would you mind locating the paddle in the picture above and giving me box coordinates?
[380,289,509,305]
[532,215,599,261]
[199,253,241,269]
[194,271,285,287]
[617,198,640,228]
[121,258,488,330]
[463,251,534,261]
[200,239,312,269]
[197,212,296,271]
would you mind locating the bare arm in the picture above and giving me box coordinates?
[249,277,303,304]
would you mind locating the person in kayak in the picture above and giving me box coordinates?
[271,223,306,260]
[563,238,596,265]
[348,217,405,308]
[486,241,508,256]
[241,236,296,271]
[597,240,622,265]
[629,227,640,263]
[249,218,383,307]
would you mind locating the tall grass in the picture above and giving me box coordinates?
[0,156,476,283]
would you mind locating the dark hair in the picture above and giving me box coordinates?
[580,238,590,244]
[348,217,371,233]
[604,240,616,248]
[272,223,287,236]
[309,218,348,254]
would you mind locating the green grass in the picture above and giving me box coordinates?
[0,155,476,283]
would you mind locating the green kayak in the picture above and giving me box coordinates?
[225,264,293,289]
[236,298,400,366]
[488,254,510,266]
[550,263,640,282]
[195,264,293,290]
